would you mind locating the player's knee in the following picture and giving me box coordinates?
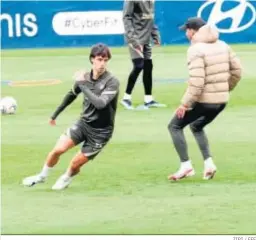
[190,124,202,133]
[52,147,67,156]
[132,58,144,71]
[168,120,181,133]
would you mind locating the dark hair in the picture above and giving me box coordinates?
[89,43,111,63]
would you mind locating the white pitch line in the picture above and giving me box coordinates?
[1,51,256,59]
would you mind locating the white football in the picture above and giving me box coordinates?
[0,96,18,114]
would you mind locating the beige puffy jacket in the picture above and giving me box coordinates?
[181,25,242,107]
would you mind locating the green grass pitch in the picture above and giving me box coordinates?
[1,45,256,234]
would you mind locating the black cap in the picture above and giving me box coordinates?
[179,17,206,31]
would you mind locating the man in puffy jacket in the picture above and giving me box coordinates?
[168,17,242,181]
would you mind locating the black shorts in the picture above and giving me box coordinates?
[128,43,152,60]
[65,119,113,160]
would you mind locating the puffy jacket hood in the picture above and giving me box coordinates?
[192,25,219,44]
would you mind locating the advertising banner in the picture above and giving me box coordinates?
[1,0,256,49]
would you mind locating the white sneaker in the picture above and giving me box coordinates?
[203,163,217,180]
[168,165,195,181]
[144,100,167,108]
[22,174,45,187]
[52,174,72,190]
[120,99,134,110]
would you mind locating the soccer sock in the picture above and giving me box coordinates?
[39,164,52,178]
[144,95,153,103]
[125,58,144,94]
[123,93,132,100]
[181,160,193,169]
[63,171,72,180]
[143,59,153,95]
[204,157,214,165]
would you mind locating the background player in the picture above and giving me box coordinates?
[120,0,166,110]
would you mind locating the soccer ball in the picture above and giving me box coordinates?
[0,96,18,114]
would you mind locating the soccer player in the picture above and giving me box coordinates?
[22,43,120,190]
[120,0,166,110]
[168,17,242,181]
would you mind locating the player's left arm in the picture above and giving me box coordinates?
[151,24,161,45]
[79,78,120,109]
[228,45,242,91]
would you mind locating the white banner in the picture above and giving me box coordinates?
[52,11,124,36]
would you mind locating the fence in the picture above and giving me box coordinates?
[1,0,256,49]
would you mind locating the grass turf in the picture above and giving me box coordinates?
[1,45,256,234]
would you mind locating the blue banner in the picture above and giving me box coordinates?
[1,0,256,49]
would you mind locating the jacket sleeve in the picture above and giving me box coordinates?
[51,82,81,120]
[181,46,205,107]
[151,24,161,43]
[123,0,140,48]
[228,46,242,91]
[79,78,120,110]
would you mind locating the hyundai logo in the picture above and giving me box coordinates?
[197,0,256,33]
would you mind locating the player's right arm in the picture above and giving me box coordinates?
[50,82,81,124]
[123,0,141,51]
